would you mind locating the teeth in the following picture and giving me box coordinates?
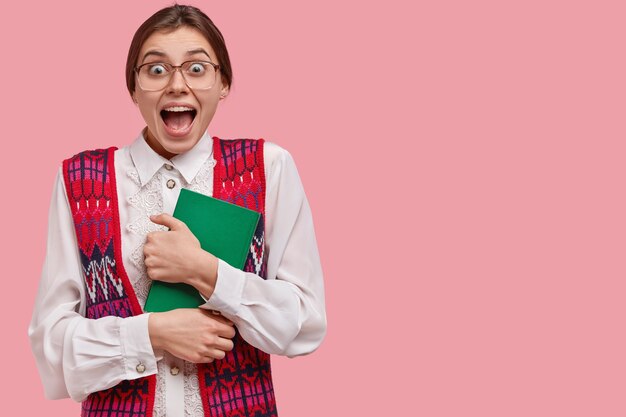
[163,106,194,112]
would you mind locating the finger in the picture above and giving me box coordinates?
[205,348,227,360]
[198,356,215,364]
[199,309,234,326]
[199,312,236,337]
[216,323,237,339]
[215,336,235,352]
[150,213,186,231]
[216,316,234,326]
[211,315,236,331]
[213,313,234,326]
[146,267,163,281]
[146,230,169,241]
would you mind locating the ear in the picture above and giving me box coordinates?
[219,84,230,100]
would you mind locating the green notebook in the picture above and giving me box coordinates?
[143,188,260,312]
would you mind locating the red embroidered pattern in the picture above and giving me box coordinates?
[63,148,156,417]
[197,138,277,417]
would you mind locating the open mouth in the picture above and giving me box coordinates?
[160,106,197,133]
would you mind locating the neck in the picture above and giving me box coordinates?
[143,127,177,160]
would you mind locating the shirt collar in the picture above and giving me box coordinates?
[129,129,214,186]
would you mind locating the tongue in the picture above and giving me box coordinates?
[163,111,194,130]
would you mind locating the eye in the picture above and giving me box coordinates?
[187,62,207,75]
[147,64,168,76]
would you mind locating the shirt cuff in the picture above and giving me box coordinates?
[199,259,246,316]
[120,313,158,379]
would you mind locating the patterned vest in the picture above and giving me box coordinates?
[62,137,278,417]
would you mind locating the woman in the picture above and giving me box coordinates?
[28,4,326,417]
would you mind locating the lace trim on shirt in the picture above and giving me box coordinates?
[187,158,216,195]
[126,169,167,307]
[184,361,203,417]
[154,360,167,417]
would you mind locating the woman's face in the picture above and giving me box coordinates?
[132,26,229,159]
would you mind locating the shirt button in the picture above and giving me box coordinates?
[170,366,180,376]
[166,179,176,189]
[136,363,146,373]
[164,164,173,171]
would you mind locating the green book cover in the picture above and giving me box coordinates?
[143,188,260,312]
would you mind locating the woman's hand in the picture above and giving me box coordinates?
[144,213,218,297]
[148,309,236,363]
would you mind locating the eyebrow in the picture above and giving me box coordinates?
[186,48,212,59]
[141,48,212,63]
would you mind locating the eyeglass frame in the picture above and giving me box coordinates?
[134,60,221,91]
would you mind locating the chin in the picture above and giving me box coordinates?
[161,133,199,153]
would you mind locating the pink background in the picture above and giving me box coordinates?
[2,0,625,415]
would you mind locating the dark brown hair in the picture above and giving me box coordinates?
[125,4,232,96]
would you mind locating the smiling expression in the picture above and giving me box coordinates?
[132,26,229,159]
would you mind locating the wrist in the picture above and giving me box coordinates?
[191,249,218,299]
[148,312,164,350]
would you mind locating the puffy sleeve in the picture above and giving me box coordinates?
[28,167,158,402]
[200,142,327,357]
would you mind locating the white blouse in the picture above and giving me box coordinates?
[28,130,327,417]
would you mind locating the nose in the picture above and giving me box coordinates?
[165,67,189,94]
